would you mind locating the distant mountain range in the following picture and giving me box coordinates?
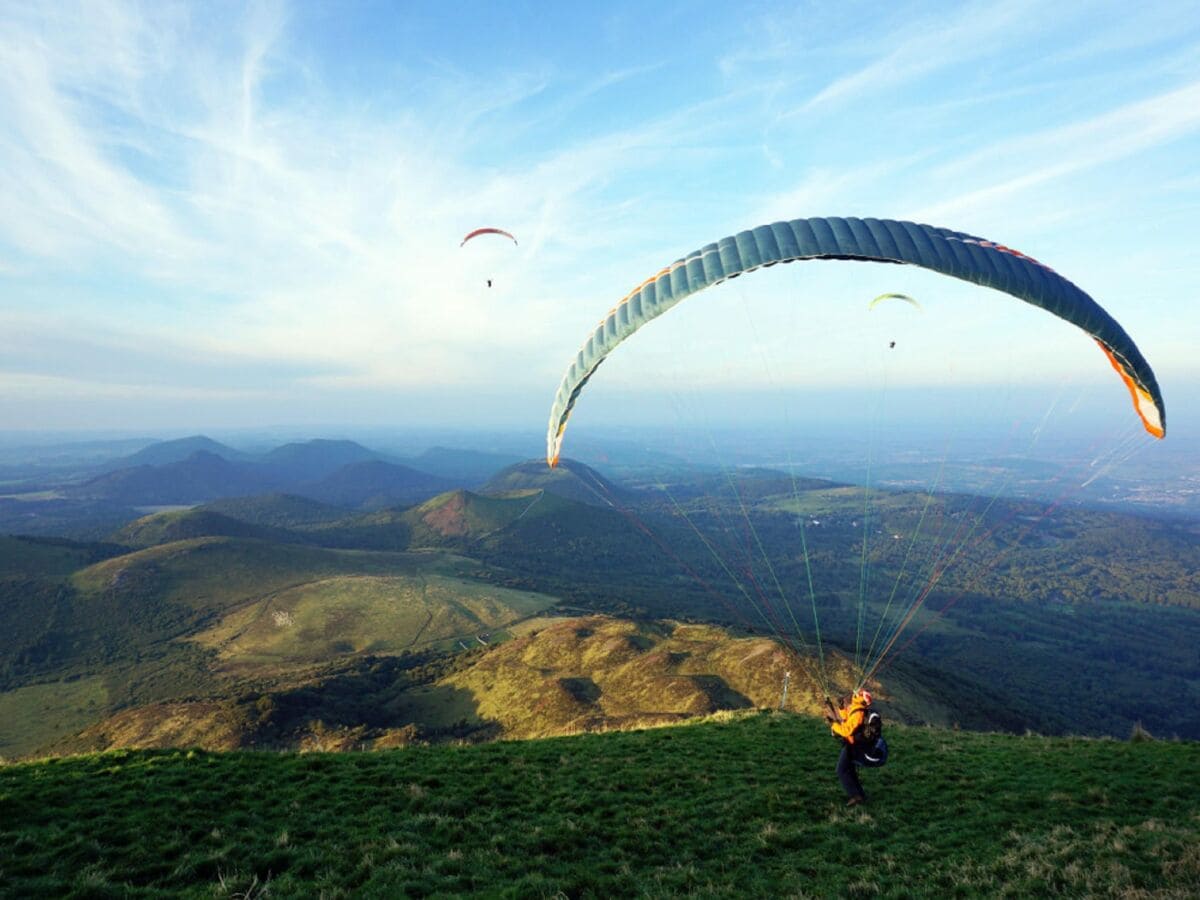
[98,457,645,557]
[93,435,253,471]
[259,439,381,483]
[199,493,351,528]
[69,451,282,504]
[57,438,539,509]
[48,424,644,522]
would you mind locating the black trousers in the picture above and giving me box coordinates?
[836,743,866,799]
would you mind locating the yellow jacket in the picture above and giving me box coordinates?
[830,696,869,743]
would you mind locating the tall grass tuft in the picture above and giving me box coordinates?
[1129,720,1155,742]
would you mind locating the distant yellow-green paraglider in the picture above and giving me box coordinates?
[868,292,922,312]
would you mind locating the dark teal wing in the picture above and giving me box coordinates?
[547,217,1164,464]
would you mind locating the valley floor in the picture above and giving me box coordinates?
[2,712,1198,897]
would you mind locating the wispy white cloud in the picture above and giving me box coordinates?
[0,16,195,263]
[795,1,1046,115]
[0,0,745,407]
[913,79,1200,224]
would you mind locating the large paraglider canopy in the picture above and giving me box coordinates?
[541,214,1168,708]
[546,216,1165,466]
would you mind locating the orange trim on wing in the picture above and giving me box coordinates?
[1095,340,1164,438]
[593,260,686,328]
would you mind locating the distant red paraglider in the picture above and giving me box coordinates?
[462,228,517,287]
[460,227,518,247]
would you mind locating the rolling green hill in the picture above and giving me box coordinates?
[300,507,413,550]
[402,488,562,545]
[3,461,1199,764]
[0,676,111,762]
[30,612,1008,760]
[2,713,1197,897]
[393,488,700,625]
[758,484,1200,608]
[68,451,277,504]
[0,496,141,541]
[0,536,560,758]
[0,534,123,579]
[110,509,307,549]
[398,615,869,741]
[482,457,631,507]
[191,572,557,669]
[285,489,566,553]
[297,460,455,509]
[199,493,352,528]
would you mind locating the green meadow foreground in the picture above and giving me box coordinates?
[3,713,1197,898]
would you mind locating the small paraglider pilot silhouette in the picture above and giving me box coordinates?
[825,689,887,806]
[460,228,514,292]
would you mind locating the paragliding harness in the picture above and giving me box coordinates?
[829,698,888,768]
[855,709,888,767]
[855,708,882,744]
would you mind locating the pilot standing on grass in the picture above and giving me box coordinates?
[825,690,886,807]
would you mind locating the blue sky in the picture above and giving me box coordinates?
[1,0,1198,444]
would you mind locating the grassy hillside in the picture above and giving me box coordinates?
[68,451,278,504]
[3,537,494,696]
[70,537,452,613]
[0,496,142,541]
[403,488,555,545]
[0,534,123,579]
[0,538,559,757]
[2,713,1197,897]
[482,457,630,507]
[110,509,306,549]
[297,460,455,509]
[299,507,413,550]
[199,493,351,528]
[4,466,1198,764]
[400,616,866,740]
[18,612,1011,760]
[293,489,545,553]
[0,676,110,760]
[190,573,557,668]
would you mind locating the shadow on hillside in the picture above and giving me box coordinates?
[689,675,752,710]
[245,657,500,746]
[560,676,601,703]
[385,682,501,743]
